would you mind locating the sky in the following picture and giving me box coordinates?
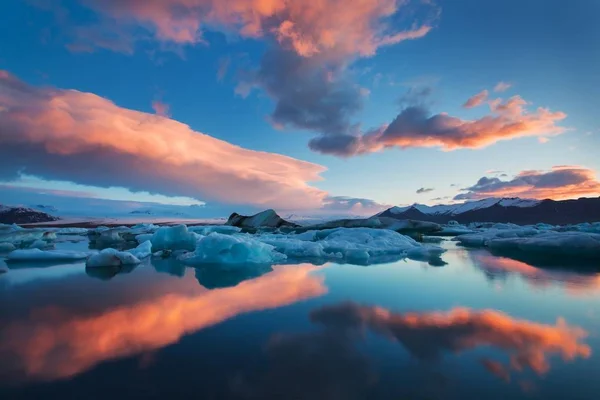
[0,0,599,217]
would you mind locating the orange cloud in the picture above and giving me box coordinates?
[463,90,489,109]
[309,92,567,156]
[472,253,600,297]
[0,265,327,382]
[312,302,591,376]
[455,166,600,201]
[0,70,327,209]
[76,0,433,58]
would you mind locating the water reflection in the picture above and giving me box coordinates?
[232,302,591,399]
[472,252,600,296]
[194,265,273,289]
[0,264,326,383]
[310,302,590,376]
[85,264,139,281]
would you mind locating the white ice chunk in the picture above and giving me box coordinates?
[183,233,286,267]
[86,249,141,268]
[7,249,89,261]
[151,224,199,251]
[129,240,152,259]
[489,231,600,259]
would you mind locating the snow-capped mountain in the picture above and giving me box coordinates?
[377,197,600,225]
[382,198,540,217]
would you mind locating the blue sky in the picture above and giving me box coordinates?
[0,0,598,217]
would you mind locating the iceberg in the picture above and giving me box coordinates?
[0,229,56,245]
[455,227,541,247]
[301,217,441,236]
[86,249,140,268]
[259,227,445,265]
[0,242,16,253]
[55,227,89,235]
[226,209,299,229]
[7,249,89,262]
[188,225,241,235]
[129,240,152,259]
[86,240,152,268]
[183,233,286,268]
[489,232,600,260]
[135,233,154,244]
[151,225,199,252]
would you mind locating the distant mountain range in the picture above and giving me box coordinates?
[377,197,600,225]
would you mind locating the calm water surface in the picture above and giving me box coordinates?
[1,238,600,399]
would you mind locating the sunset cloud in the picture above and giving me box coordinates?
[309,91,567,156]
[455,166,600,201]
[0,70,327,209]
[312,302,591,376]
[33,0,436,152]
[463,90,489,109]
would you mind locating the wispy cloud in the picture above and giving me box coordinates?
[416,187,434,194]
[463,90,489,109]
[494,81,512,92]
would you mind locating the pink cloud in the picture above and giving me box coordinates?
[455,166,600,201]
[310,91,567,156]
[463,89,489,109]
[77,0,433,58]
[494,81,512,92]
[0,70,327,209]
[151,100,170,117]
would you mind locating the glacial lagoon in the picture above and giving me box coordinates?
[1,231,600,400]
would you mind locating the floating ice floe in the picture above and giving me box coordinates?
[259,227,445,264]
[7,249,89,262]
[86,241,151,268]
[182,233,286,268]
[302,217,442,236]
[151,225,199,251]
[55,227,89,235]
[0,228,56,246]
[455,227,541,247]
[489,232,600,260]
[28,239,50,249]
[0,242,16,252]
[188,225,241,235]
